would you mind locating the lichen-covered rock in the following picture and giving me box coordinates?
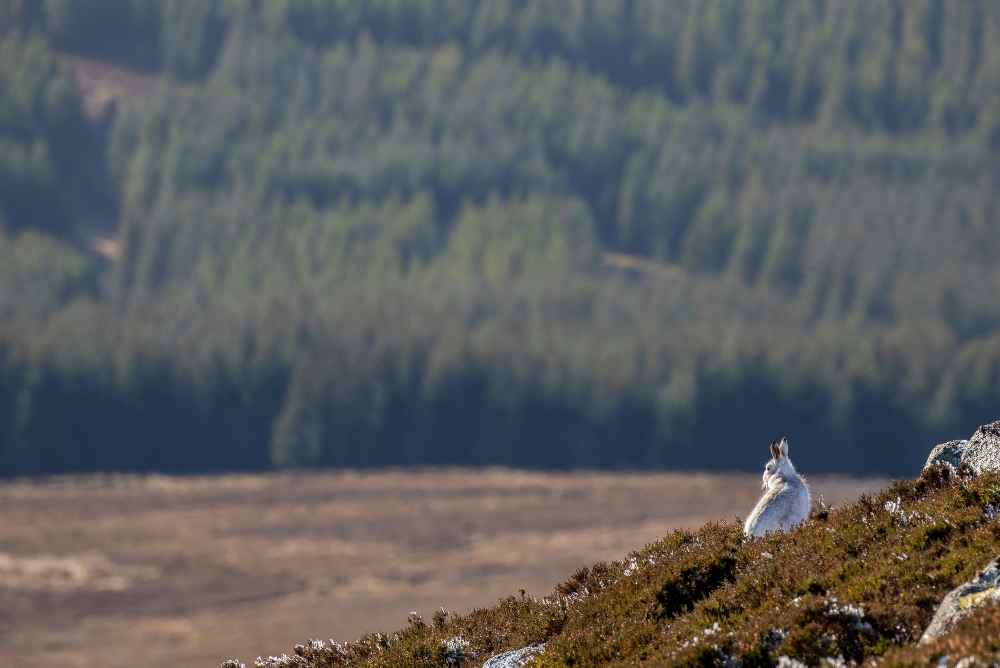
[482,644,545,668]
[441,637,477,665]
[920,560,1000,643]
[923,440,968,470]
[960,421,1000,474]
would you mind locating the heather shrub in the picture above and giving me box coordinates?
[230,466,1000,668]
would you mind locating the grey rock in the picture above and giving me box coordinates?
[441,637,476,665]
[819,657,849,668]
[482,644,545,668]
[924,440,968,471]
[920,559,1000,643]
[961,421,1000,474]
[776,657,808,668]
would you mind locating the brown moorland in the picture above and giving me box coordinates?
[0,468,886,668]
[232,466,1000,668]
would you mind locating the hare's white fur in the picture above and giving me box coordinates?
[744,437,811,538]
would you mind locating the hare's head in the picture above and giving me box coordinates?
[761,437,791,489]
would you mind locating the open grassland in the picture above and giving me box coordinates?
[0,469,885,668]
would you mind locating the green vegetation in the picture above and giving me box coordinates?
[235,465,1000,668]
[2,1,1000,474]
[0,28,105,238]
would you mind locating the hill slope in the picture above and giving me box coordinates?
[233,463,1000,668]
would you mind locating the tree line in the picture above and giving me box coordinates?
[1,0,999,477]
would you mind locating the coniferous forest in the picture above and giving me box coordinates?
[2,0,1000,476]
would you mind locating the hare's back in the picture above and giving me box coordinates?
[744,475,810,537]
[777,477,811,517]
[770,480,809,517]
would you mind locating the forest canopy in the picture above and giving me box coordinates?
[1,0,999,476]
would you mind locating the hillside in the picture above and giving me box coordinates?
[229,429,1000,668]
[2,1,1000,475]
[0,469,885,668]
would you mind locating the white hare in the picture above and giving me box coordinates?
[743,437,811,538]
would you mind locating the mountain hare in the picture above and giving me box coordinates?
[743,437,811,538]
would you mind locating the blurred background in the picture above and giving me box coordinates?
[2,0,1000,477]
[0,0,996,664]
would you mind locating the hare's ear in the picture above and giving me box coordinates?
[779,437,788,458]
[769,440,780,460]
